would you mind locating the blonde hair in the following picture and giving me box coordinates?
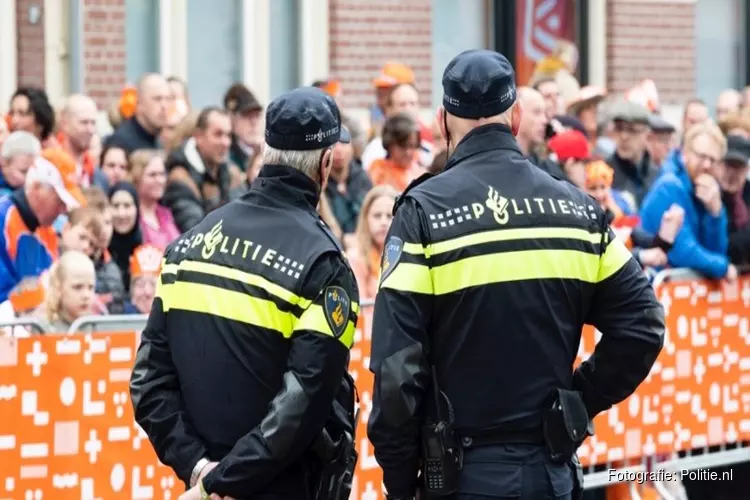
[354,185,399,272]
[42,250,95,324]
[129,149,165,185]
[684,122,727,157]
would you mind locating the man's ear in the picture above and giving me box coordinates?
[436,107,447,141]
[511,103,522,137]
[320,148,333,189]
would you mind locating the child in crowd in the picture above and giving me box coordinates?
[82,186,127,314]
[585,160,685,270]
[124,244,162,314]
[36,250,96,332]
[60,207,102,257]
[368,112,426,192]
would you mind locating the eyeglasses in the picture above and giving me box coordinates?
[688,149,721,166]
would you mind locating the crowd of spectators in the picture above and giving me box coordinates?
[0,41,748,339]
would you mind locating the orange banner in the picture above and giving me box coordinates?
[1,276,748,499]
[0,331,182,499]
[576,276,750,465]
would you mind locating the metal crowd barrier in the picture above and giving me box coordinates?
[67,314,148,333]
[0,317,48,335]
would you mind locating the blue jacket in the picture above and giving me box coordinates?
[0,190,59,302]
[639,158,729,279]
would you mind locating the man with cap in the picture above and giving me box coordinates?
[717,134,750,265]
[647,114,676,168]
[605,99,659,208]
[0,148,84,303]
[367,49,664,499]
[131,86,360,500]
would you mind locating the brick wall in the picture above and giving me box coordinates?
[329,0,433,110]
[82,0,127,109]
[606,0,696,105]
[16,0,45,88]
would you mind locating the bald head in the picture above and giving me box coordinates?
[517,86,544,107]
[716,89,742,122]
[60,94,97,154]
[137,73,169,98]
[62,94,97,118]
[135,73,170,132]
[516,87,547,149]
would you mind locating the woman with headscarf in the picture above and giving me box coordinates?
[108,182,143,293]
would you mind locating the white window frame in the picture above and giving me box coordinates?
[0,0,17,109]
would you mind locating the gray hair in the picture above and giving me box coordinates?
[261,145,327,178]
[2,131,41,159]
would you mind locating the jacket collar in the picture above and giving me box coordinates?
[250,164,320,211]
[11,189,41,232]
[131,116,158,142]
[443,124,522,172]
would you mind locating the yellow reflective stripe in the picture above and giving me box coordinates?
[431,249,600,295]
[402,241,425,256]
[162,263,179,275]
[598,236,632,282]
[160,281,295,336]
[401,227,603,258]
[351,302,360,314]
[293,304,357,349]
[380,263,433,294]
[174,259,312,309]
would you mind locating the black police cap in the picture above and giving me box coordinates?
[265,86,351,151]
[442,49,517,119]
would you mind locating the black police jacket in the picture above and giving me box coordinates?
[130,164,360,498]
[366,124,665,497]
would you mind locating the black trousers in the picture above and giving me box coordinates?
[445,444,575,499]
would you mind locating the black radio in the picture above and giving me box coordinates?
[420,368,462,498]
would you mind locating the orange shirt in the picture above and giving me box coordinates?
[345,246,381,301]
[56,132,96,187]
[368,158,426,193]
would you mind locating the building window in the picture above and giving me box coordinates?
[269,0,300,100]
[695,0,744,107]
[186,0,243,108]
[431,0,492,108]
[125,0,159,83]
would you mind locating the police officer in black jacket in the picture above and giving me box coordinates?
[130,87,360,500]
[367,49,665,499]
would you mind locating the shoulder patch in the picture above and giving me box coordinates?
[393,172,434,215]
[379,235,403,285]
[324,286,351,338]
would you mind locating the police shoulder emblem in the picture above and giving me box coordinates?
[324,286,351,338]
[379,235,403,286]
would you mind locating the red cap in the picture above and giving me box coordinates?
[547,130,590,162]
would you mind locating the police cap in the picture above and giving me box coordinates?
[441,49,517,119]
[265,86,351,151]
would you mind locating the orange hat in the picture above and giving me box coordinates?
[585,160,615,188]
[119,85,137,119]
[319,79,341,98]
[373,62,415,88]
[130,244,163,279]
[30,148,86,210]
